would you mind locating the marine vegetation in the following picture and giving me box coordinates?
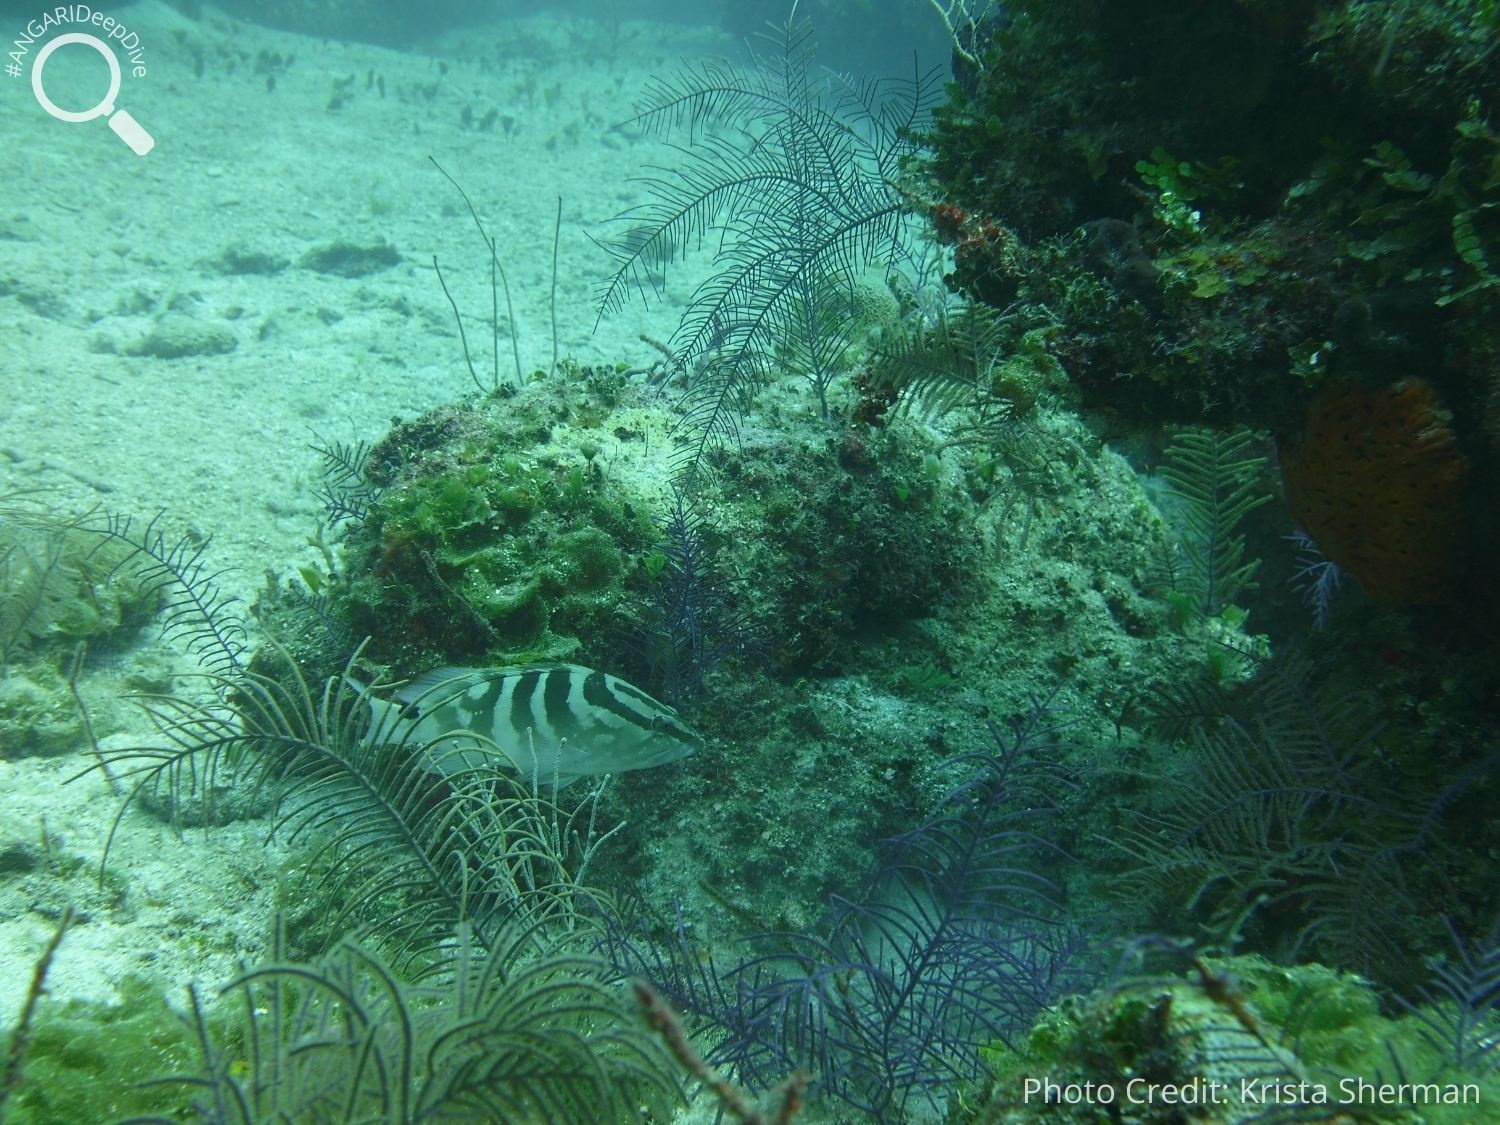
[44,10,1500,1118]
[626,486,751,704]
[0,499,157,675]
[429,159,527,394]
[255,327,1274,1000]
[1401,915,1500,1072]
[96,512,249,679]
[97,642,617,969]
[631,980,807,1125]
[1288,529,1343,631]
[261,359,986,686]
[124,924,679,1125]
[1155,427,1271,623]
[0,908,72,1125]
[276,373,650,678]
[71,582,685,1121]
[864,301,1067,441]
[311,437,383,529]
[919,0,1500,609]
[914,0,1500,999]
[607,695,1098,1122]
[1,962,199,1125]
[1129,648,1496,988]
[0,495,166,759]
[960,947,1500,1125]
[10,488,689,1125]
[596,18,939,467]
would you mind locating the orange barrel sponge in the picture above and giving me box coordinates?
[1279,378,1470,605]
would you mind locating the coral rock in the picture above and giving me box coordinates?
[1280,378,1469,604]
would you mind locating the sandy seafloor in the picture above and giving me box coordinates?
[0,0,730,1028]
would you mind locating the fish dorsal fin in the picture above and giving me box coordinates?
[396,666,486,705]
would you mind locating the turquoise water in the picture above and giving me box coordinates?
[2,2,1499,1122]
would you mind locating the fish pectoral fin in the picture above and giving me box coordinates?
[397,666,485,704]
[364,697,406,744]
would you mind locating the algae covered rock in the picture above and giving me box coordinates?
[281,361,988,688]
[0,670,84,759]
[332,378,653,673]
[0,499,159,758]
[701,396,985,675]
[964,954,1496,1125]
[299,239,402,277]
[920,0,1500,469]
[2,974,196,1124]
[125,314,239,359]
[917,1,1500,978]
[260,355,1256,940]
[1,502,160,668]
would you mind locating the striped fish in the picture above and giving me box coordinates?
[365,664,701,787]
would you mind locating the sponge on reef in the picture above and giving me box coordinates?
[1279,378,1470,605]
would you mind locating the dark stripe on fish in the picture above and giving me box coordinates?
[463,676,504,720]
[653,717,699,745]
[544,667,583,739]
[583,670,653,731]
[511,669,541,735]
[613,680,659,707]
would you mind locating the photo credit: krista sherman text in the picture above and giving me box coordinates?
[1021,1074,1482,1110]
[9,6,146,78]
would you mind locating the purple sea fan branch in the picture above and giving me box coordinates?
[636,486,754,703]
[1288,529,1342,630]
[603,691,1100,1123]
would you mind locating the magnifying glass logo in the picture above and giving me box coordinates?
[31,33,154,155]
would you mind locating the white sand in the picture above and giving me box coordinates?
[0,0,728,1013]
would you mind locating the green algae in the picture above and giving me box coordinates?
[920,0,1500,436]
[0,498,159,760]
[962,955,1500,1125]
[1,502,160,673]
[4,976,195,1125]
[0,671,84,760]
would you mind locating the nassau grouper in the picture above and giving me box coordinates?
[364,664,701,787]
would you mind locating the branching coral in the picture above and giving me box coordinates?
[1400,915,1500,1073]
[0,908,72,1124]
[1130,649,1486,984]
[1158,427,1271,619]
[97,511,247,678]
[867,301,1067,444]
[310,437,383,529]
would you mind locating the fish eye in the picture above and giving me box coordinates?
[399,703,422,720]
